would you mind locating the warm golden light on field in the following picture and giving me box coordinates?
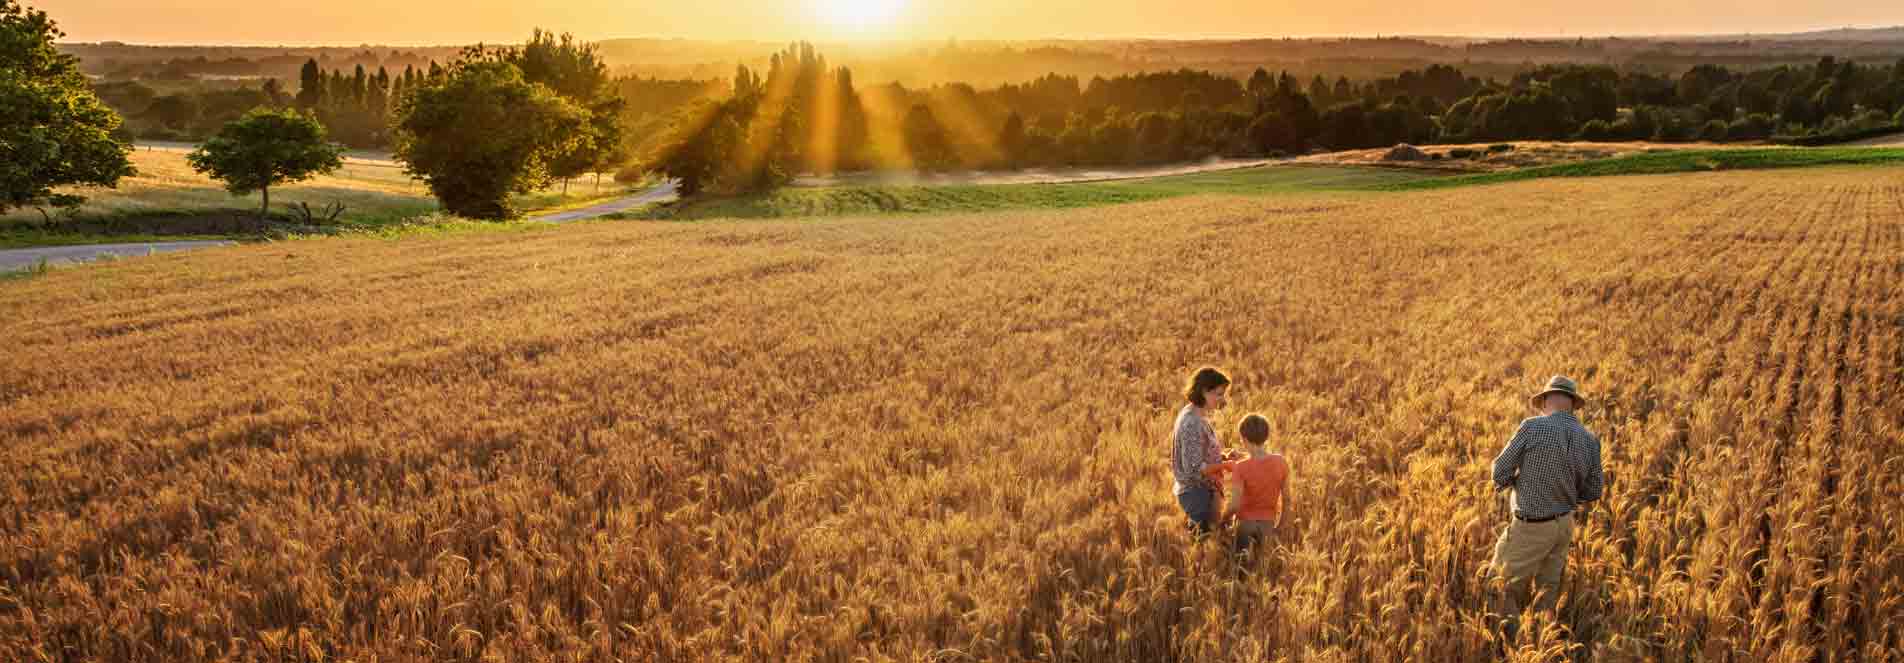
[4,165,1902,659]
[13,0,1904,656]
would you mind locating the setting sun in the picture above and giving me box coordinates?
[815,0,908,32]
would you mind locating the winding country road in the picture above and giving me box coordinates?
[0,181,680,273]
[0,240,239,273]
[531,180,677,223]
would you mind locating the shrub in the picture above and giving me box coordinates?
[1487,143,1516,153]
[1574,119,1616,141]
[1698,119,1730,142]
[1622,106,1661,141]
[614,163,648,184]
[1651,109,1698,142]
[1727,114,1775,141]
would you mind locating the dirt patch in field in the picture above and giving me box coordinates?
[784,142,1759,185]
[788,157,1277,188]
[1296,140,1745,172]
[1845,131,1904,147]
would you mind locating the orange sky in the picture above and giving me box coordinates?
[36,0,1904,46]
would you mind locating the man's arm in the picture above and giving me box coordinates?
[1579,430,1605,502]
[1491,420,1534,490]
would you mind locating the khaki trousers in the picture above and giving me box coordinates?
[1490,513,1572,614]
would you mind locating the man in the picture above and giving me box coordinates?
[1489,375,1604,623]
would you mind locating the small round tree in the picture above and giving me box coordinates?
[187,108,345,219]
[392,61,585,220]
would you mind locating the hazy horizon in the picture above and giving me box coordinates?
[35,0,1904,48]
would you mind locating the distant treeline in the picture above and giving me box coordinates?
[80,38,1904,192]
[65,34,1904,87]
[645,44,1904,194]
[67,44,462,82]
[91,54,727,159]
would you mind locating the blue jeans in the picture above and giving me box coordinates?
[1233,520,1276,557]
[1177,487,1216,535]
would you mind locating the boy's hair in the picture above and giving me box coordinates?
[1184,366,1231,407]
[1237,414,1271,445]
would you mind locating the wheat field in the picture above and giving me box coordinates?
[1,166,1901,661]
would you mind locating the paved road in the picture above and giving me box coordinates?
[0,182,679,273]
[532,180,678,223]
[0,240,238,272]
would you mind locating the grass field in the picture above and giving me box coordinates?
[1390,147,1904,190]
[0,150,637,248]
[641,164,1438,219]
[1,166,1901,661]
[639,148,1904,222]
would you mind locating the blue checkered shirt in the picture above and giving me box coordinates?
[1491,410,1604,520]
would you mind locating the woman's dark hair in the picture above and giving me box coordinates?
[1184,366,1231,407]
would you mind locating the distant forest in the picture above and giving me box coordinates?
[63,33,1904,191]
[62,31,1904,86]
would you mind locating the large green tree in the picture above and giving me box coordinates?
[0,0,134,216]
[647,99,744,197]
[481,30,627,188]
[1248,111,1303,155]
[903,104,954,172]
[996,111,1027,168]
[295,58,324,108]
[186,108,345,219]
[392,60,585,220]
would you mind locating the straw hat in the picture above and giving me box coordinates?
[1530,375,1586,411]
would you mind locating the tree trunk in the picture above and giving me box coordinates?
[260,185,270,221]
[595,172,601,193]
[562,178,569,195]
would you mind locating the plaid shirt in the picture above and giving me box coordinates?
[1491,410,1604,520]
[1171,405,1222,495]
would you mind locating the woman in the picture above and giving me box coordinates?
[1172,366,1234,536]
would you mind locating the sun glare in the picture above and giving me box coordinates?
[815,0,907,32]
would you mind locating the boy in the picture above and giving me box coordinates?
[1221,413,1292,556]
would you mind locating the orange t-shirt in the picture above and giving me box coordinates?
[1230,454,1289,522]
